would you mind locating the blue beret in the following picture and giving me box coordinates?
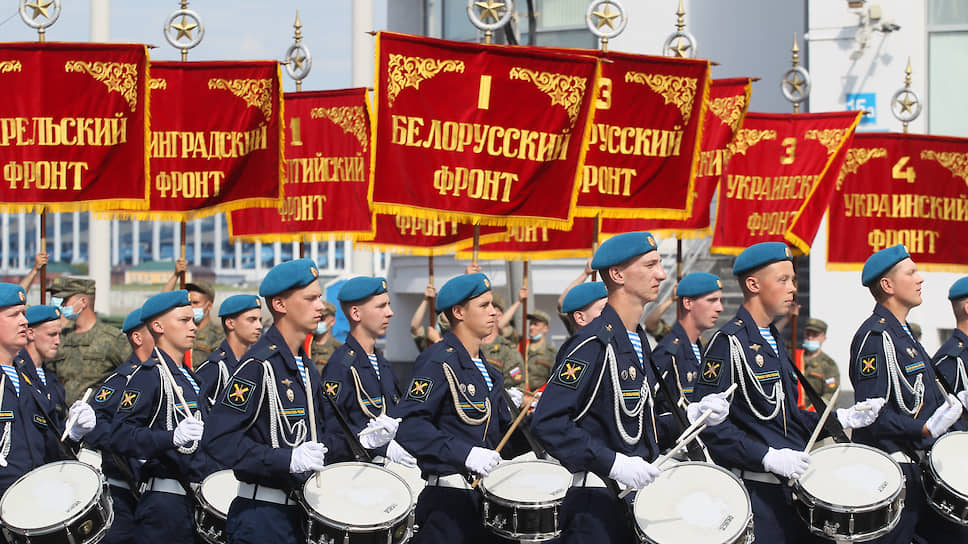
[122,307,144,334]
[949,277,968,300]
[338,277,388,303]
[437,273,491,311]
[561,282,608,313]
[141,290,190,322]
[0,283,26,308]
[862,245,910,287]
[218,294,262,317]
[733,242,793,276]
[259,258,319,297]
[591,232,658,271]
[676,272,723,297]
[26,305,61,327]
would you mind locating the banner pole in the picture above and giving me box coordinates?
[428,255,435,328]
[39,212,47,304]
[522,260,530,392]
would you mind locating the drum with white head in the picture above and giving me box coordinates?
[922,431,968,525]
[0,460,113,544]
[479,459,572,541]
[195,469,240,544]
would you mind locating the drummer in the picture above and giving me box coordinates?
[0,284,95,496]
[531,232,731,542]
[319,276,415,465]
[849,245,968,541]
[18,305,69,461]
[194,294,263,407]
[109,290,214,544]
[394,272,526,544]
[84,306,152,544]
[652,273,724,406]
[693,242,883,544]
[933,276,968,405]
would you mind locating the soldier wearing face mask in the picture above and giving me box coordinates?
[47,277,127,404]
[801,318,839,408]
[183,281,225,367]
[310,300,342,373]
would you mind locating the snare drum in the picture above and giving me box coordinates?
[76,448,102,470]
[633,462,753,544]
[922,431,968,525]
[793,443,905,541]
[195,470,240,544]
[0,461,114,544]
[479,459,571,541]
[303,462,414,544]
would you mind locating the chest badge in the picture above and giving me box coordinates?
[755,354,764,367]
[286,389,294,402]
[906,347,917,358]
[621,369,629,380]
[628,366,637,381]
[687,371,697,383]
[750,344,761,352]
[459,383,467,394]
[281,379,293,387]
[467,384,476,396]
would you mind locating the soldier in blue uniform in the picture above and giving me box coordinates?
[531,232,731,543]
[934,276,968,406]
[850,245,968,542]
[559,281,608,334]
[653,272,724,406]
[395,272,526,544]
[694,242,884,544]
[85,306,152,544]
[18,305,69,461]
[204,259,332,544]
[320,276,415,466]
[109,290,214,544]
[194,294,263,407]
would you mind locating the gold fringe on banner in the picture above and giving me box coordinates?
[0,198,150,215]
[455,248,593,262]
[94,196,280,221]
[368,202,576,230]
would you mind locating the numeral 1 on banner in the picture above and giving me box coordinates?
[290,117,303,146]
[892,156,916,183]
[478,75,492,110]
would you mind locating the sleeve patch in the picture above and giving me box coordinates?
[323,380,342,401]
[222,377,256,412]
[406,377,433,402]
[32,414,48,427]
[94,385,115,403]
[859,354,878,378]
[553,359,588,390]
[700,358,724,385]
[118,390,141,411]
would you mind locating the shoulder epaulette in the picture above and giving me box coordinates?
[594,321,614,345]
[247,344,279,363]
[430,344,460,365]
[140,354,160,367]
[868,317,887,334]
[339,348,356,368]
[940,338,965,359]
[118,362,140,376]
[719,318,744,335]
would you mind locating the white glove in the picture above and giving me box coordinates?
[958,391,968,410]
[925,394,964,438]
[464,446,502,477]
[687,392,731,426]
[0,452,5,467]
[762,447,811,479]
[608,452,662,489]
[387,440,417,468]
[836,397,886,430]
[67,401,96,441]
[289,441,328,473]
[359,415,398,449]
[506,387,524,408]
[172,417,204,447]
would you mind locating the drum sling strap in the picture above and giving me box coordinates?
[499,388,546,460]
[323,393,372,463]
[933,370,968,427]
[644,354,706,462]
[783,355,850,443]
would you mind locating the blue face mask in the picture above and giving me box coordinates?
[60,304,77,321]
[192,308,205,324]
[315,321,328,335]
[50,297,63,308]
[530,333,543,342]
[803,340,821,353]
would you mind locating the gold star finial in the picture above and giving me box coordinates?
[669,36,691,57]
[289,49,307,72]
[23,0,53,20]
[171,15,197,42]
[474,0,505,23]
[592,3,619,30]
[897,92,916,114]
[786,72,805,95]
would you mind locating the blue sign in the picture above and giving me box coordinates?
[846,93,876,125]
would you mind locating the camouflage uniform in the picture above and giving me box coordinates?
[311,335,343,373]
[803,349,839,408]
[482,339,525,387]
[50,319,128,404]
[191,318,225,367]
[525,341,557,391]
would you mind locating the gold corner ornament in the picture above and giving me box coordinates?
[509,67,587,124]
[920,149,968,187]
[207,78,274,122]
[0,61,23,75]
[624,72,697,123]
[64,61,140,112]
[385,54,465,107]
[311,106,368,151]
[727,129,778,157]
[804,128,850,156]
[709,94,746,131]
[836,147,887,191]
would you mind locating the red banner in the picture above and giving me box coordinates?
[568,50,710,219]
[370,32,599,229]
[710,111,860,255]
[827,132,968,272]
[0,42,149,213]
[601,78,753,238]
[456,216,599,261]
[133,61,283,220]
[228,88,372,243]
[355,214,506,257]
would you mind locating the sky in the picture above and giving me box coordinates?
[0,0,385,93]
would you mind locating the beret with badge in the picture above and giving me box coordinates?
[218,294,261,318]
[141,290,191,322]
[591,231,658,271]
[338,276,388,303]
[437,273,491,311]
[259,258,320,297]
[0,283,27,308]
[561,282,608,314]
[733,242,793,276]
[676,272,723,298]
[861,244,910,287]
[25,305,62,327]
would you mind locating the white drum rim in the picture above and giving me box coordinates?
[302,461,414,530]
[0,461,104,532]
[480,459,572,507]
[929,431,968,499]
[796,443,904,512]
[197,469,240,520]
[633,461,753,544]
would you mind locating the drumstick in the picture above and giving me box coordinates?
[676,383,738,442]
[803,387,840,454]
[61,388,92,442]
[358,418,403,437]
[617,423,708,499]
[471,395,534,489]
